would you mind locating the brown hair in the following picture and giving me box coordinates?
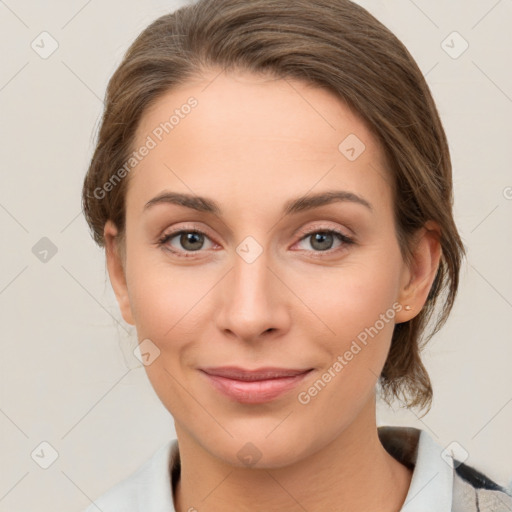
[82,0,466,412]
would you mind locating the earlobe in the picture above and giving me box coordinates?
[396,221,442,323]
[104,220,135,326]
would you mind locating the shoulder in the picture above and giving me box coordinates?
[378,425,512,512]
[82,439,179,512]
[452,460,512,512]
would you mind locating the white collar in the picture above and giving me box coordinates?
[378,426,453,511]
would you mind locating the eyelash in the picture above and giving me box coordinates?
[157,225,355,258]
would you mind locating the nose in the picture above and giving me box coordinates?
[215,248,291,343]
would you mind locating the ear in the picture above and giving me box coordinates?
[395,221,442,324]
[104,220,135,326]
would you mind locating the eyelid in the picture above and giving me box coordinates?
[294,221,353,240]
[159,222,216,240]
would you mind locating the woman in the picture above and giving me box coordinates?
[81,0,512,510]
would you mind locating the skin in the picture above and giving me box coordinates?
[104,69,441,512]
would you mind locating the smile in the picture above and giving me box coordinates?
[200,367,314,404]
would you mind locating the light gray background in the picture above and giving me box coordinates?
[0,0,511,510]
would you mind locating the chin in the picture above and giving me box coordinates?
[197,421,328,470]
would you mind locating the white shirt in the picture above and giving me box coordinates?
[84,426,453,511]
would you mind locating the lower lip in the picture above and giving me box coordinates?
[202,371,312,404]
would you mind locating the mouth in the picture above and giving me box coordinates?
[200,366,314,404]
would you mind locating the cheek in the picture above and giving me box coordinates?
[126,248,213,341]
[290,252,402,396]
[126,263,209,411]
[292,258,401,342]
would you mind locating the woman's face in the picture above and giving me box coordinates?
[105,70,425,467]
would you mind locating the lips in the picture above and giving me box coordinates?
[201,366,311,380]
[200,366,313,404]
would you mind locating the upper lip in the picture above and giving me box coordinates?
[200,366,313,381]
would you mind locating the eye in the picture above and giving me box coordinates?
[157,226,355,258]
[157,229,215,255]
[294,229,354,253]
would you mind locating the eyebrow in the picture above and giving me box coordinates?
[143,190,373,216]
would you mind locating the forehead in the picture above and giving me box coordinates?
[128,70,391,214]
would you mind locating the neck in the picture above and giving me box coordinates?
[173,397,412,512]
